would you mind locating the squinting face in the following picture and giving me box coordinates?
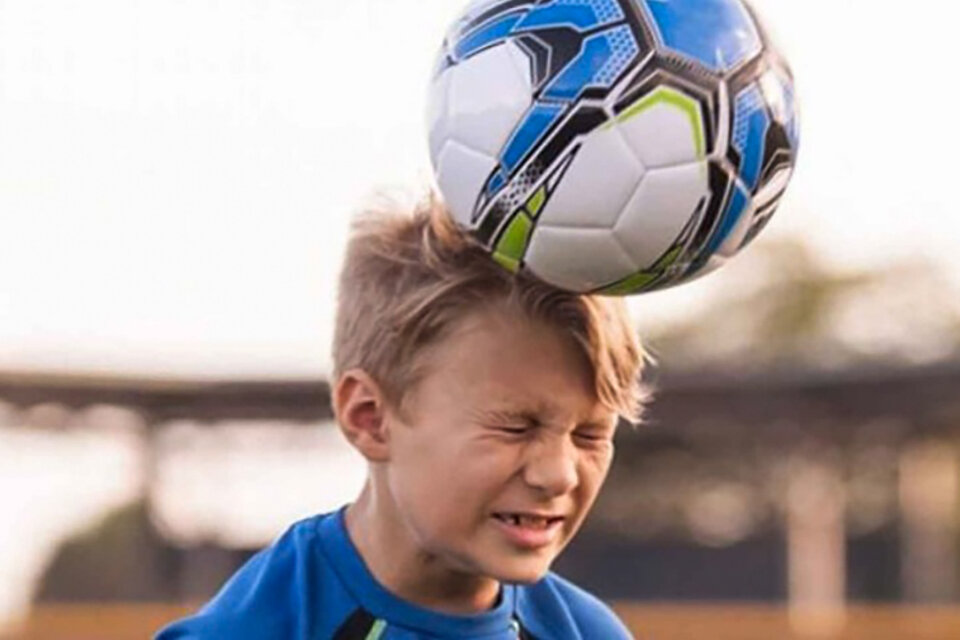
[383,304,618,584]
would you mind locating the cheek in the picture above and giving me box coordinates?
[444,441,523,499]
[465,439,529,483]
[393,436,509,519]
[577,448,615,496]
[435,444,527,531]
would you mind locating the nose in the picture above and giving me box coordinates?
[522,434,579,497]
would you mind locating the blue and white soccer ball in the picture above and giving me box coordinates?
[427,0,799,294]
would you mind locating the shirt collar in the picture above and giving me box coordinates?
[316,505,518,636]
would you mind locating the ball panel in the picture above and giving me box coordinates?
[712,178,755,258]
[448,41,533,159]
[435,140,498,228]
[426,68,453,163]
[614,84,707,169]
[731,82,769,191]
[638,0,762,73]
[736,164,792,253]
[541,24,641,101]
[498,101,566,176]
[535,124,645,229]
[752,164,792,213]
[492,211,534,273]
[597,237,687,295]
[526,184,547,218]
[513,0,625,32]
[525,226,636,292]
[758,66,799,152]
[598,269,662,296]
[453,10,526,61]
[613,161,708,269]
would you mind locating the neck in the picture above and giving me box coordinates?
[344,482,502,614]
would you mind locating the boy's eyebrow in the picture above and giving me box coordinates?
[482,406,614,430]
[482,407,542,425]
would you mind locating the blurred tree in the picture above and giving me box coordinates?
[645,238,960,372]
[35,500,176,602]
[35,499,254,603]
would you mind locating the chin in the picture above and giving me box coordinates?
[482,558,552,585]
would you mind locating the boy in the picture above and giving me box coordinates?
[157,198,648,639]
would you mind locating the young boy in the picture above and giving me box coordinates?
[156,198,648,639]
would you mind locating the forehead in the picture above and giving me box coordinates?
[411,305,606,421]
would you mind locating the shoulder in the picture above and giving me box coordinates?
[519,572,633,639]
[154,514,338,640]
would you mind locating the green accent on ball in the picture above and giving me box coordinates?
[614,86,706,160]
[493,212,534,273]
[527,186,547,218]
[365,620,387,640]
[599,271,659,295]
[493,254,520,273]
[599,244,685,295]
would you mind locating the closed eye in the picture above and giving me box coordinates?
[574,433,605,442]
[496,426,530,435]
[574,428,614,444]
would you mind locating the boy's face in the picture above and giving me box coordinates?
[384,304,618,584]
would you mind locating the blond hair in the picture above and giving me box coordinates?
[331,195,649,424]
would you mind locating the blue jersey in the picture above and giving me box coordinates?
[156,506,633,639]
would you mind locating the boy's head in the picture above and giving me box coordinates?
[331,196,648,586]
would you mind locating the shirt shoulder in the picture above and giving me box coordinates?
[518,572,633,640]
[154,513,358,640]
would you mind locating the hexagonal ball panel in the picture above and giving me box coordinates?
[614,161,709,269]
[447,41,533,159]
[615,85,706,169]
[536,124,645,230]
[426,66,453,164]
[638,0,761,74]
[436,139,498,228]
[525,226,637,292]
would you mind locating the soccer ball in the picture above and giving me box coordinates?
[427,0,799,294]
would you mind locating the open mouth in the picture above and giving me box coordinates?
[492,513,564,530]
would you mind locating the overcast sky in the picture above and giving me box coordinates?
[0,0,957,379]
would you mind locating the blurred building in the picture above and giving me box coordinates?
[1,362,958,620]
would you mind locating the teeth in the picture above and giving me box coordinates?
[524,516,548,529]
[496,513,559,529]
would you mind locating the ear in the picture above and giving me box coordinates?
[333,369,391,463]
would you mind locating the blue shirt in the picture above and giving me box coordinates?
[156,506,633,639]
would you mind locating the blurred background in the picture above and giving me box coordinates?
[1,0,959,638]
